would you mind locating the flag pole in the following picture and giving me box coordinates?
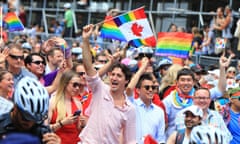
[94,6,145,27]
[148,11,157,45]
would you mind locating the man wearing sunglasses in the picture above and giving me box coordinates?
[6,43,37,88]
[0,77,60,144]
[134,73,165,144]
[228,87,240,144]
[25,53,46,80]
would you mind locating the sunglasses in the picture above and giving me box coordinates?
[9,54,24,60]
[228,71,236,74]
[31,60,46,65]
[138,53,153,59]
[71,82,81,88]
[98,60,107,63]
[231,96,240,101]
[77,72,86,76]
[143,85,158,91]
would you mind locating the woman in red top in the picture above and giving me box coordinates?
[48,70,85,144]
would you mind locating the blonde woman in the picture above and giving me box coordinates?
[48,70,84,144]
[159,64,183,99]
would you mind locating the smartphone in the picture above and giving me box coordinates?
[73,110,81,116]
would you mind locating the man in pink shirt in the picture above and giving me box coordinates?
[79,24,136,144]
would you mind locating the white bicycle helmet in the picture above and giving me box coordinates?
[189,125,224,144]
[14,77,49,123]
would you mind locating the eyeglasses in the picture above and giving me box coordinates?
[98,60,107,63]
[9,54,24,60]
[231,96,240,101]
[143,85,158,91]
[71,82,81,88]
[194,97,210,100]
[31,60,46,65]
[77,72,86,76]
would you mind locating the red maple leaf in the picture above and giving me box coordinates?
[131,23,143,37]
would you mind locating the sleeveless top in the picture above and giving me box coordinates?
[222,15,233,39]
[50,99,80,144]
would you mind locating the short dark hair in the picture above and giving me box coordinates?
[110,62,132,84]
[24,53,46,66]
[136,73,153,88]
[194,87,211,97]
[176,68,195,80]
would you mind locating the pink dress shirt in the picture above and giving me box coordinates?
[79,74,136,144]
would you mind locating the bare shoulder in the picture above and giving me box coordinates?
[166,131,177,144]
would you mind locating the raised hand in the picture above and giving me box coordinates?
[82,24,94,39]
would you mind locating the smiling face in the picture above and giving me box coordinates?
[26,55,46,78]
[137,79,154,104]
[184,111,201,129]
[0,72,14,97]
[193,89,211,111]
[177,75,194,95]
[65,76,81,97]
[109,67,128,93]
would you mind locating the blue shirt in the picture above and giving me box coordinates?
[134,98,165,144]
[228,109,240,144]
[13,68,37,88]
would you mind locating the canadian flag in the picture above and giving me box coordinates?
[100,7,156,47]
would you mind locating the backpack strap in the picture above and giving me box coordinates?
[175,129,185,144]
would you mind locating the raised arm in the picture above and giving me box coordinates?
[125,57,149,96]
[82,24,97,77]
[218,52,234,93]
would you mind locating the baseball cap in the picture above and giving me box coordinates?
[190,64,208,75]
[208,69,220,78]
[228,87,240,96]
[136,46,153,59]
[156,57,172,70]
[72,47,82,54]
[22,42,32,50]
[183,105,203,118]
[64,3,71,8]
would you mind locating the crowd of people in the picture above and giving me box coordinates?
[0,2,240,144]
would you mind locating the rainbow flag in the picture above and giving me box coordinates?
[4,12,24,32]
[100,7,156,48]
[155,32,193,58]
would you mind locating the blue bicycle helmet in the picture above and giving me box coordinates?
[14,77,49,123]
[189,125,225,144]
